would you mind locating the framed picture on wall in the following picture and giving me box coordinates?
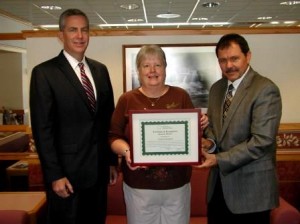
[122,43,222,109]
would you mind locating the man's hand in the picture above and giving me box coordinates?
[52,177,74,198]
[198,150,218,169]
[202,138,213,152]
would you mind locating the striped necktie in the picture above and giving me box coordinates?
[223,84,234,121]
[78,63,96,112]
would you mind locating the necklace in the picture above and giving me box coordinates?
[139,86,168,107]
[147,96,161,107]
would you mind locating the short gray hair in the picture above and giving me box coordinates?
[59,8,89,31]
[136,45,167,69]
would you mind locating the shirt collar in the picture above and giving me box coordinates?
[227,65,250,89]
[63,50,87,70]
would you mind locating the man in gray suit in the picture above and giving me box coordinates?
[30,9,118,224]
[199,33,282,224]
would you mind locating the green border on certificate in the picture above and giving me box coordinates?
[141,121,189,156]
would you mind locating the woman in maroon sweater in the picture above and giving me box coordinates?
[109,45,208,224]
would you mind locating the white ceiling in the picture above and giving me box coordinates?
[0,0,300,30]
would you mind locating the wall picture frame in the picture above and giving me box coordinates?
[123,43,222,109]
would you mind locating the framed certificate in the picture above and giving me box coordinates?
[129,109,202,166]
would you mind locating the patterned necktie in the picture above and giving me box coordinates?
[78,63,96,112]
[223,84,234,121]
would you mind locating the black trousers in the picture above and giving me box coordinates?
[207,174,270,224]
[45,181,108,224]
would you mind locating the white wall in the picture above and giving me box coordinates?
[0,14,33,33]
[0,14,31,49]
[26,34,300,123]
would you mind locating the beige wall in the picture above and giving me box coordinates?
[0,52,23,109]
[26,34,300,123]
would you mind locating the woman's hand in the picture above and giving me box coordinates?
[200,114,209,129]
[124,149,148,171]
[111,139,148,171]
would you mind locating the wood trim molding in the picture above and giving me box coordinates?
[0,27,300,40]
[0,33,25,40]
[279,123,300,131]
[277,150,300,161]
[0,152,36,161]
[0,125,29,133]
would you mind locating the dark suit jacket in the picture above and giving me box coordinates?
[30,51,117,190]
[205,67,282,214]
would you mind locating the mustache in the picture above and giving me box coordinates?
[225,68,238,73]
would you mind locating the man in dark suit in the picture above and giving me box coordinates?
[199,33,282,224]
[30,9,118,224]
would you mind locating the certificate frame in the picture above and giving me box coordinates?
[129,109,202,166]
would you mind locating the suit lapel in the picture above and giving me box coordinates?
[214,79,228,140]
[57,52,94,113]
[220,68,255,140]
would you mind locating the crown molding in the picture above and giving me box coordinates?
[0,27,300,40]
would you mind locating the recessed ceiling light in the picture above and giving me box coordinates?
[202,2,220,8]
[192,17,208,21]
[40,5,62,10]
[270,21,280,24]
[156,13,181,19]
[257,16,272,20]
[40,25,59,28]
[284,21,296,24]
[120,4,139,10]
[127,18,144,22]
[280,1,300,5]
